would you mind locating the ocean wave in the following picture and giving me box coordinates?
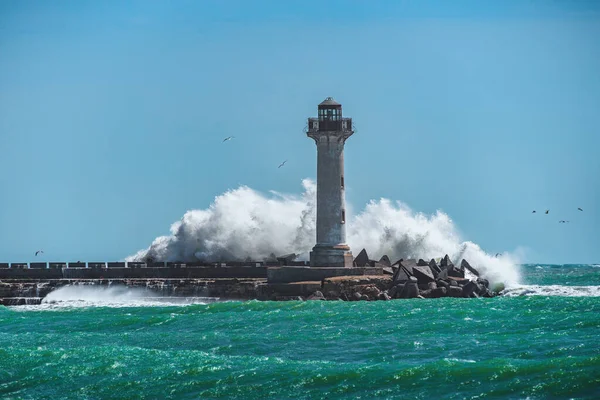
[501,284,600,297]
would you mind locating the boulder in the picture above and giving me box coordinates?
[427,282,437,290]
[352,292,363,301]
[401,282,419,299]
[440,254,454,269]
[400,259,418,275]
[307,291,326,301]
[448,279,458,287]
[448,265,465,278]
[362,286,381,299]
[393,266,413,283]
[388,284,404,299]
[362,294,371,301]
[429,259,442,274]
[448,286,463,297]
[461,259,480,277]
[461,281,479,298]
[353,249,370,267]
[378,255,391,267]
[437,268,448,280]
[431,287,447,298]
[382,266,394,275]
[412,266,436,283]
[417,259,429,266]
[436,279,449,288]
[377,292,391,301]
[477,278,490,289]
[419,289,433,298]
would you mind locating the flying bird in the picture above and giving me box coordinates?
[495,253,502,257]
[578,207,583,211]
[278,160,287,168]
[545,210,549,214]
[222,136,234,142]
[35,250,43,256]
[559,220,570,223]
[532,210,536,213]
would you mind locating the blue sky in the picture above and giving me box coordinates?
[0,0,599,264]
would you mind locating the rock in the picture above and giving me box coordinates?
[383,266,394,275]
[437,268,448,280]
[412,266,435,283]
[419,289,433,298]
[461,281,477,297]
[377,292,391,301]
[378,255,391,267]
[448,279,458,287]
[401,282,419,299]
[440,254,454,269]
[417,259,429,266]
[427,282,437,290]
[477,278,490,289]
[393,266,413,283]
[408,276,418,284]
[429,259,442,274]
[448,286,463,297]
[436,279,449,288]
[431,287,447,298]
[388,284,404,299]
[307,291,326,301]
[418,283,430,291]
[400,259,418,275]
[362,286,381,299]
[353,249,370,267]
[362,294,371,301]
[448,264,465,278]
[352,292,363,301]
[461,259,480,277]
[325,291,340,300]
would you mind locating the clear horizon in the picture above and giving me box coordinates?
[1,0,599,264]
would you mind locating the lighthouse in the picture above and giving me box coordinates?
[306,97,354,268]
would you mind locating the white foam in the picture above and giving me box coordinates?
[127,179,520,286]
[501,284,600,297]
[35,285,217,309]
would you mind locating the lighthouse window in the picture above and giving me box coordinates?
[341,209,346,224]
[341,175,344,188]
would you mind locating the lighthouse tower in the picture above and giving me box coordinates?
[306,97,354,268]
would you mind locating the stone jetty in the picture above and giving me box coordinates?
[0,252,502,305]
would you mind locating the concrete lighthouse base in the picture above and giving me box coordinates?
[309,245,354,268]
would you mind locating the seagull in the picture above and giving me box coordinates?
[532,210,536,213]
[578,207,583,211]
[35,250,43,256]
[559,220,570,223]
[495,253,502,257]
[545,210,549,214]
[278,160,287,168]
[222,136,234,142]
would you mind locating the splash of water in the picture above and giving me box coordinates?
[127,179,520,285]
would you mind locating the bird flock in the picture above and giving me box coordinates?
[222,136,287,170]
[531,207,584,223]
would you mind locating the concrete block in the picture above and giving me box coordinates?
[107,262,125,268]
[88,262,106,268]
[49,262,67,269]
[127,262,146,268]
[68,262,86,268]
[0,263,9,269]
[10,263,27,269]
[30,262,47,269]
[258,281,322,298]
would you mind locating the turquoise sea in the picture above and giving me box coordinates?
[1,264,600,399]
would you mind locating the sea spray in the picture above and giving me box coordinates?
[127,179,520,285]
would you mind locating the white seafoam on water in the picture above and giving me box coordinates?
[127,179,521,286]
